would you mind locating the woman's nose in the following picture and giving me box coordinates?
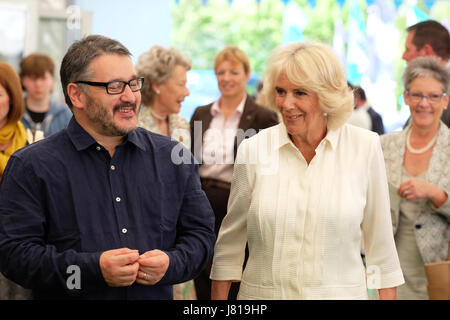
[418,95,432,106]
[281,94,296,111]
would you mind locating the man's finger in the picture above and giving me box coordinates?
[117,261,139,277]
[113,251,140,266]
[110,248,139,256]
[139,249,163,259]
[138,250,168,267]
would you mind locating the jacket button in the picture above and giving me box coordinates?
[415,224,422,229]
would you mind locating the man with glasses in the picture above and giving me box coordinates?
[402,20,450,128]
[0,35,215,300]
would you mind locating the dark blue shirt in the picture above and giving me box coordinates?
[0,117,215,300]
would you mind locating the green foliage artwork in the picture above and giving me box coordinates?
[171,0,349,75]
[172,0,450,114]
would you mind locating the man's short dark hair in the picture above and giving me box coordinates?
[60,35,131,109]
[354,86,366,102]
[407,20,450,61]
[20,53,55,79]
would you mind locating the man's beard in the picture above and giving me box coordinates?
[85,94,137,137]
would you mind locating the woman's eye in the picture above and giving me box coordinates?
[275,88,285,95]
[295,90,307,96]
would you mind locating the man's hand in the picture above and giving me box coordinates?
[136,250,170,286]
[99,248,140,287]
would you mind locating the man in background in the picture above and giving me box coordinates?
[20,53,72,141]
[354,86,385,135]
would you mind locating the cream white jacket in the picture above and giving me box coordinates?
[210,123,404,299]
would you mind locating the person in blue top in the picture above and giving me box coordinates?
[0,35,215,300]
[19,53,72,141]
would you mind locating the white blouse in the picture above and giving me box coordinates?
[210,123,404,299]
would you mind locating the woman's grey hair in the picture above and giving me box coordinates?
[60,35,131,109]
[135,45,192,106]
[403,56,450,93]
[262,42,353,130]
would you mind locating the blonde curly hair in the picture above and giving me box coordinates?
[262,42,353,130]
[136,45,192,106]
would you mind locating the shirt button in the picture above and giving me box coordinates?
[122,228,127,234]
[415,224,422,229]
[116,197,121,202]
[96,146,101,151]
[110,165,116,171]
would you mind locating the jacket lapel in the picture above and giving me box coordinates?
[200,106,213,139]
[191,104,213,164]
[386,129,407,188]
[426,122,449,189]
[234,96,256,158]
[237,96,256,131]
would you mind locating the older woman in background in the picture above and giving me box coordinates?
[210,42,404,300]
[135,45,193,300]
[0,62,30,299]
[190,46,278,300]
[381,57,450,300]
[136,45,191,149]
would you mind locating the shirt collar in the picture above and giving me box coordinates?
[67,117,146,152]
[275,121,339,151]
[360,102,370,111]
[210,94,247,116]
[67,117,96,151]
[127,129,147,151]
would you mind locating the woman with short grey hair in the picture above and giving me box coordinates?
[136,46,191,149]
[381,56,450,299]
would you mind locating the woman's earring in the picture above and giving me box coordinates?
[323,112,328,117]
[155,89,160,95]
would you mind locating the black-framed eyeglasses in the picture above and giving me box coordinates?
[75,77,144,95]
[406,91,447,104]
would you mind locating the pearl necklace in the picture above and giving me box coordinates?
[150,109,168,121]
[406,128,438,154]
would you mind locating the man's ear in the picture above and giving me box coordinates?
[421,44,437,57]
[67,83,86,110]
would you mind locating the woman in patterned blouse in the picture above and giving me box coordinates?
[136,45,191,149]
